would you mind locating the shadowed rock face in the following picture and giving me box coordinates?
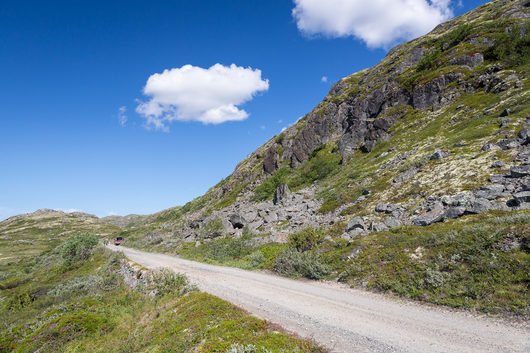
[271,43,471,170]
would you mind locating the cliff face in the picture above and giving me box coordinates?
[118,0,529,249]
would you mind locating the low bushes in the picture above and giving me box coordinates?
[287,228,324,252]
[274,249,331,280]
[48,275,103,298]
[150,268,195,297]
[60,233,98,263]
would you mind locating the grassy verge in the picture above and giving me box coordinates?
[174,211,529,317]
[0,234,324,353]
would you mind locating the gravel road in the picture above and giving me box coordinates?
[109,245,529,353]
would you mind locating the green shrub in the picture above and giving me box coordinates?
[253,168,290,201]
[274,249,331,280]
[442,24,472,49]
[6,288,36,310]
[150,268,195,297]
[275,133,285,144]
[290,144,342,189]
[48,275,103,297]
[287,228,324,251]
[205,236,254,263]
[484,23,530,66]
[60,233,98,263]
[248,251,266,268]
[417,48,442,71]
[201,218,225,238]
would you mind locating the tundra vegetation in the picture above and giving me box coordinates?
[1,3,529,351]
[0,233,324,352]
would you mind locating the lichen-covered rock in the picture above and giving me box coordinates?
[429,150,450,160]
[511,165,530,178]
[411,209,444,226]
[273,184,292,205]
[346,217,366,232]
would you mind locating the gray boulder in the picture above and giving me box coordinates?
[393,168,418,183]
[511,165,530,178]
[347,217,366,232]
[248,220,263,232]
[429,150,450,160]
[518,129,529,144]
[241,210,258,223]
[411,209,444,226]
[444,207,466,220]
[273,184,291,205]
[441,191,474,207]
[466,198,492,214]
[369,222,388,232]
[491,161,506,169]
[497,139,519,150]
[513,191,530,204]
[482,143,501,152]
[263,213,278,224]
[473,184,504,200]
[384,217,402,228]
[228,214,246,229]
[375,203,398,214]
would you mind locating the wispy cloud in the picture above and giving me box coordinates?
[118,106,127,126]
[292,0,454,48]
[136,63,270,131]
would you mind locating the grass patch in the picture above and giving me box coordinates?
[334,211,530,316]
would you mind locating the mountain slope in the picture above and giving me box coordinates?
[103,0,530,317]
[122,0,529,243]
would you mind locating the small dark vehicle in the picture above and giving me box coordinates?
[114,236,124,246]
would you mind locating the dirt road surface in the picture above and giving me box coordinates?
[109,245,529,353]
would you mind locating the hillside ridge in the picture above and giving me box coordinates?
[114,0,529,246]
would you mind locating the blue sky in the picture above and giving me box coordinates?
[0,0,488,220]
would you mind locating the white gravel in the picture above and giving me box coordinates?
[109,245,529,353]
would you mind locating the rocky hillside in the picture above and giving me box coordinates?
[2,0,528,318]
[120,0,529,250]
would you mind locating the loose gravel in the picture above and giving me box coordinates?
[109,245,529,353]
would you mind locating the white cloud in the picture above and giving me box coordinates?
[136,63,269,130]
[292,0,454,48]
[260,125,266,130]
[321,76,328,83]
[281,127,287,132]
[118,106,127,126]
